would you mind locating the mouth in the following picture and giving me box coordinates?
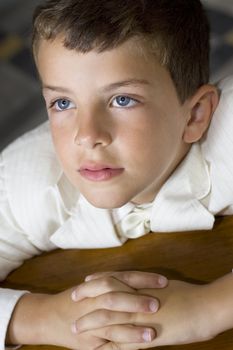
[78,163,124,182]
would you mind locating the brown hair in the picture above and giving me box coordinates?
[32,0,210,103]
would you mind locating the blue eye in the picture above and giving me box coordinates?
[51,99,75,111]
[112,96,138,108]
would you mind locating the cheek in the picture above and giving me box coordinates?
[118,117,164,155]
[50,126,73,165]
[117,113,156,145]
[116,130,163,174]
[122,118,182,172]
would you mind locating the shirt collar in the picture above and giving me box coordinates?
[149,142,214,232]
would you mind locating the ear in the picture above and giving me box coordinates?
[183,84,219,144]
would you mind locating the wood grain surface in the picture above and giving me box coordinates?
[3,215,233,350]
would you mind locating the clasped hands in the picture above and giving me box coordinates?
[46,270,215,350]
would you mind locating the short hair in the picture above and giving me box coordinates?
[32,0,210,103]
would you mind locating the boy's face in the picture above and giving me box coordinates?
[37,37,191,208]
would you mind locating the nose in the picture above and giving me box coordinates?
[74,110,112,149]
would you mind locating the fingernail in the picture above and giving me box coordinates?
[158,276,168,287]
[71,290,78,301]
[85,275,92,282]
[149,300,158,312]
[71,322,78,334]
[143,329,154,342]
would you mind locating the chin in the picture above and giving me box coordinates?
[83,192,130,209]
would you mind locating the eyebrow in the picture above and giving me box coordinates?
[42,85,73,94]
[101,79,150,92]
[42,79,150,94]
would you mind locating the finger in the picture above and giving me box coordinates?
[85,271,168,289]
[94,325,156,344]
[96,291,159,313]
[73,291,159,322]
[75,310,134,333]
[96,343,122,350]
[96,343,125,350]
[72,276,135,301]
[96,341,144,350]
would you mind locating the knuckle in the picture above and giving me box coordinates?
[101,277,115,291]
[132,311,141,325]
[104,327,113,340]
[79,335,104,350]
[102,292,115,309]
[99,309,112,324]
[120,271,133,285]
[93,339,107,350]
[127,311,136,323]
[75,318,86,332]
[110,343,121,350]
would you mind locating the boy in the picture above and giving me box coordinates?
[1,0,233,349]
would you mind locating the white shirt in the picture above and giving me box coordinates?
[0,75,233,349]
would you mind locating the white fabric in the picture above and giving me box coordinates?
[0,76,233,348]
[0,290,27,350]
[116,203,153,238]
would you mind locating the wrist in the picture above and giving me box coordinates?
[203,273,233,337]
[6,292,52,346]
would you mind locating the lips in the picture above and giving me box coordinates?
[78,163,124,182]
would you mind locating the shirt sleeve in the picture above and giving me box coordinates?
[0,156,41,350]
[0,289,28,350]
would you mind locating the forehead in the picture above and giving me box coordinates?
[36,36,178,100]
[36,36,159,71]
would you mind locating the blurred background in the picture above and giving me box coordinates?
[0,0,233,151]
